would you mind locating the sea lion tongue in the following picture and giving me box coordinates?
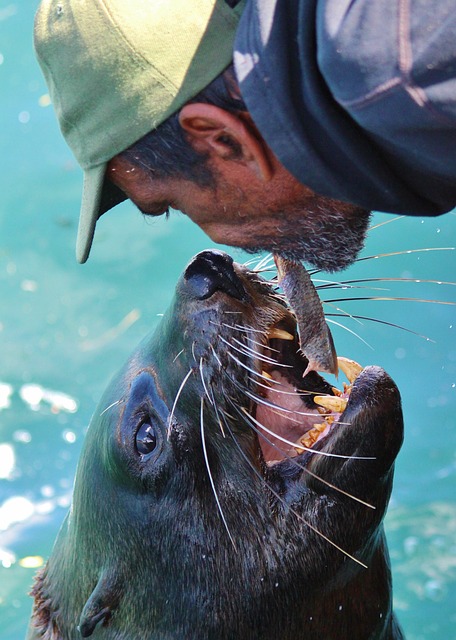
[274,254,338,377]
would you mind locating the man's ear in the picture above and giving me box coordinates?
[178,103,273,180]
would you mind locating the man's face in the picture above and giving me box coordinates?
[107,154,371,272]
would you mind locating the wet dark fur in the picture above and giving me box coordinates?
[27,251,404,639]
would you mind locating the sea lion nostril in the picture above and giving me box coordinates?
[184,250,248,301]
[195,249,234,266]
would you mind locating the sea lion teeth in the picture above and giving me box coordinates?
[314,395,348,413]
[312,422,329,433]
[331,386,342,397]
[268,327,294,341]
[337,357,363,384]
[295,423,328,451]
[261,370,273,380]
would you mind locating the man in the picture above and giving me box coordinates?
[34,0,456,271]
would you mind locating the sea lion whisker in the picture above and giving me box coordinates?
[239,406,374,461]
[245,252,274,271]
[322,302,365,326]
[309,246,455,278]
[220,408,237,421]
[242,335,281,354]
[242,255,262,267]
[317,280,389,293]
[329,276,456,288]
[199,358,213,406]
[325,317,373,350]
[99,399,123,416]
[324,295,456,306]
[191,341,198,364]
[219,336,282,368]
[207,383,226,438]
[231,336,282,359]
[246,371,285,387]
[209,344,223,368]
[313,277,360,291]
[226,348,293,373]
[224,352,289,382]
[242,255,266,269]
[266,408,305,424]
[242,386,317,418]
[208,319,233,329]
[167,368,194,438]
[172,348,185,363]
[246,373,285,388]
[256,252,274,268]
[368,214,405,231]
[233,323,268,335]
[326,313,435,342]
[297,462,375,509]
[208,319,241,332]
[226,399,374,509]
[251,377,320,396]
[222,404,368,568]
[209,320,266,336]
[200,397,237,550]
[224,352,265,378]
[251,267,277,274]
[356,246,455,264]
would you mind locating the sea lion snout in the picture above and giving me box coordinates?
[183,249,249,302]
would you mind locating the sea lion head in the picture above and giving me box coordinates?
[28,250,404,640]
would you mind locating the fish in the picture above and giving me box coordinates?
[274,255,338,377]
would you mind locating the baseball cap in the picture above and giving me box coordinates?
[34,0,245,263]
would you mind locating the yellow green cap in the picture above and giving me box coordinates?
[34,0,245,262]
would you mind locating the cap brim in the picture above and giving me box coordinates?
[76,165,127,263]
[76,164,107,264]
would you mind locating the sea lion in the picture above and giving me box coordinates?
[27,249,404,639]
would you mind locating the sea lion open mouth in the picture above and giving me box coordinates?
[28,250,405,640]
[219,300,354,465]
[175,251,397,478]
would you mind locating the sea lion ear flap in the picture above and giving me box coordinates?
[78,570,122,637]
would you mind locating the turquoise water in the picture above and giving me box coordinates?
[1,4,455,639]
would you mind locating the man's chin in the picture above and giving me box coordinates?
[241,207,372,272]
[274,247,360,272]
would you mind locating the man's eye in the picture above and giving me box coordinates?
[135,420,157,456]
[142,204,170,217]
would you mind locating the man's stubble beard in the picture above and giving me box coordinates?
[243,202,372,272]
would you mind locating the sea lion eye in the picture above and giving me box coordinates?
[135,420,157,456]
